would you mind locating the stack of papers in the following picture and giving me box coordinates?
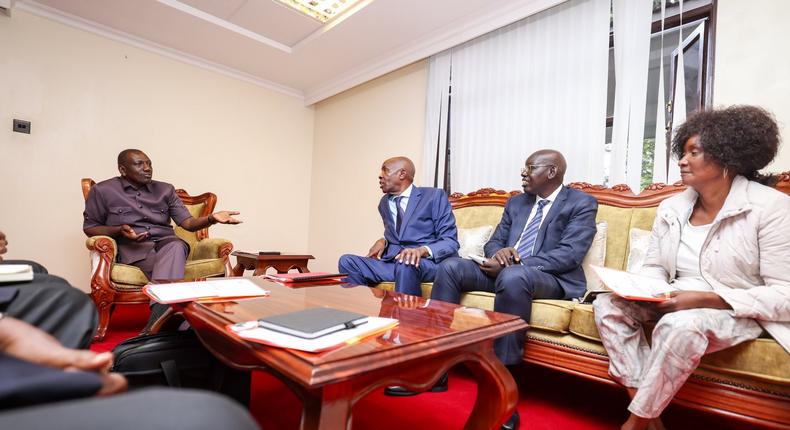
[143,278,269,304]
[0,264,34,283]
[589,265,673,302]
[228,316,398,353]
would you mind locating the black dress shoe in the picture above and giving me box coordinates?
[501,411,519,430]
[384,373,449,396]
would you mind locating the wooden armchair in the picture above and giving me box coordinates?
[81,178,234,340]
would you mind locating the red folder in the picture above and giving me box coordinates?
[263,272,347,283]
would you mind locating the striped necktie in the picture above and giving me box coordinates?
[516,199,549,260]
[394,196,405,233]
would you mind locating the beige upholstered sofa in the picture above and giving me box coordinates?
[376,176,790,428]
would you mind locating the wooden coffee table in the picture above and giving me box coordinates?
[180,277,527,430]
[231,251,315,276]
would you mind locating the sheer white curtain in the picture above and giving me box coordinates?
[610,0,653,192]
[422,52,452,188]
[652,0,669,184]
[423,0,610,193]
[666,0,686,184]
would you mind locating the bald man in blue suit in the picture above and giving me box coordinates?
[338,157,459,296]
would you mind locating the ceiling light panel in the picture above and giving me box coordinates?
[274,0,363,23]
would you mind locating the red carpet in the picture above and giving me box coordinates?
[93,305,765,430]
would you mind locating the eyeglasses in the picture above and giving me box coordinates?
[521,164,555,175]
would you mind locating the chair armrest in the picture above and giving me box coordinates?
[85,235,118,259]
[84,236,119,306]
[192,238,233,260]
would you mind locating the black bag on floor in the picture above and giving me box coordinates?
[111,330,250,405]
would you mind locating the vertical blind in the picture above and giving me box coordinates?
[423,0,610,193]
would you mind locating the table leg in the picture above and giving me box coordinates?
[462,345,518,430]
[252,264,270,277]
[231,262,246,277]
[300,383,353,430]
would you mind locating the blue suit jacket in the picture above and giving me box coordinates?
[484,186,598,298]
[378,186,459,263]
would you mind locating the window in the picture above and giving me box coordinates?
[604,0,715,189]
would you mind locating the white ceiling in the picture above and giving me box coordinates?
[14,0,566,104]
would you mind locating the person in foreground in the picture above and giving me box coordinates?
[430,149,598,429]
[83,149,242,282]
[0,230,97,348]
[593,106,790,430]
[338,156,459,296]
[0,233,259,429]
[0,316,259,430]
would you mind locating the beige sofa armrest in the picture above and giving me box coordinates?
[192,237,233,261]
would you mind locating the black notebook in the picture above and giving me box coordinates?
[258,307,369,339]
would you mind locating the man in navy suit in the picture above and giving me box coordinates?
[338,156,459,296]
[431,149,597,429]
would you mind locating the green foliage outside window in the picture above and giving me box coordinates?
[640,138,655,191]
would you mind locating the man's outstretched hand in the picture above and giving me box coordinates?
[120,224,149,242]
[211,211,242,224]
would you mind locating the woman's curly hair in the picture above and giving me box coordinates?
[671,105,781,184]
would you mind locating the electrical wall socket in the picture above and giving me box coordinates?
[13,119,31,134]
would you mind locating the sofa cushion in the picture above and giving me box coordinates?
[111,263,149,287]
[530,299,576,333]
[596,205,658,271]
[376,282,433,298]
[379,283,500,312]
[174,202,207,260]
[626,228,652,273]
[596,205,633,270]
[568,304,600,341]
[454,205,505,229]
[457,225,494,259]
[569,303,790,384]
[111,258,226,290]
[581,221,607,292]
[184,258,226,280]
[459,290,495,310]
[700,337,790,384]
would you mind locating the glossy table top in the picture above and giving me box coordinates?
[183,277,527,386]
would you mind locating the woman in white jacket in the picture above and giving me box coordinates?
[594,105,790,430]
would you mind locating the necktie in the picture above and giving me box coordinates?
[394,196,405,233]
[516,199,549,260]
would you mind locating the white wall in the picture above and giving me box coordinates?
[0,11,315,290]
[714,0,790,171]
[308,61,428,272]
